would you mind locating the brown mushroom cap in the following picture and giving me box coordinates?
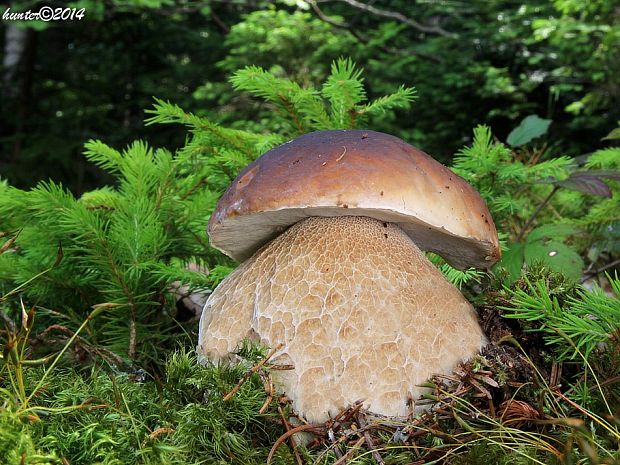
[209,130,500,270]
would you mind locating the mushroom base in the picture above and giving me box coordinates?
[197,216,487,422]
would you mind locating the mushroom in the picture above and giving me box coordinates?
[197,130,500,422]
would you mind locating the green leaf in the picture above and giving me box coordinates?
[506,115,552,147]
[602,127,620,141]
[524,241,584,281]
[527,224,579,243]
[495,242,525,284]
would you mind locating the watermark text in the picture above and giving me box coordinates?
[2,6,86,22]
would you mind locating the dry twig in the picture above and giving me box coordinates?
[223,344,283,401]
[277,405,305,465]
[334,0,454,37]
[267,423,325,464]
[357,413,385,465]
[259,371,274,414]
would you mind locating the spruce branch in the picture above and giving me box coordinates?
[146,99,257,159]
[360,85,417,116]
[322,58,366,127]
[83,140,124,174]
[230,66,311,133]
[503,275,620,360]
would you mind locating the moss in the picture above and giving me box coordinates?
[8,350,288,465]
[0,409,60,465]
[448,443,557,465]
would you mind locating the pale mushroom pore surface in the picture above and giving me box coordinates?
[197,215,486,422]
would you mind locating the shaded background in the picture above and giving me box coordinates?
[1,0,619,193]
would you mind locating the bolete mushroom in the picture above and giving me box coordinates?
[197,130,500,422]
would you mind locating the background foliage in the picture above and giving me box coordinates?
[1,0,619,191]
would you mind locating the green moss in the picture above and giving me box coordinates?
[6,350,289,465]
[448,443,556,465]
[0,409,60,465]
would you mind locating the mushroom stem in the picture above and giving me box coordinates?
[198,216,486,422]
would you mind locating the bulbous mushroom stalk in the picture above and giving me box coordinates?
[197,130,501,422]
[198,215,486,422]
